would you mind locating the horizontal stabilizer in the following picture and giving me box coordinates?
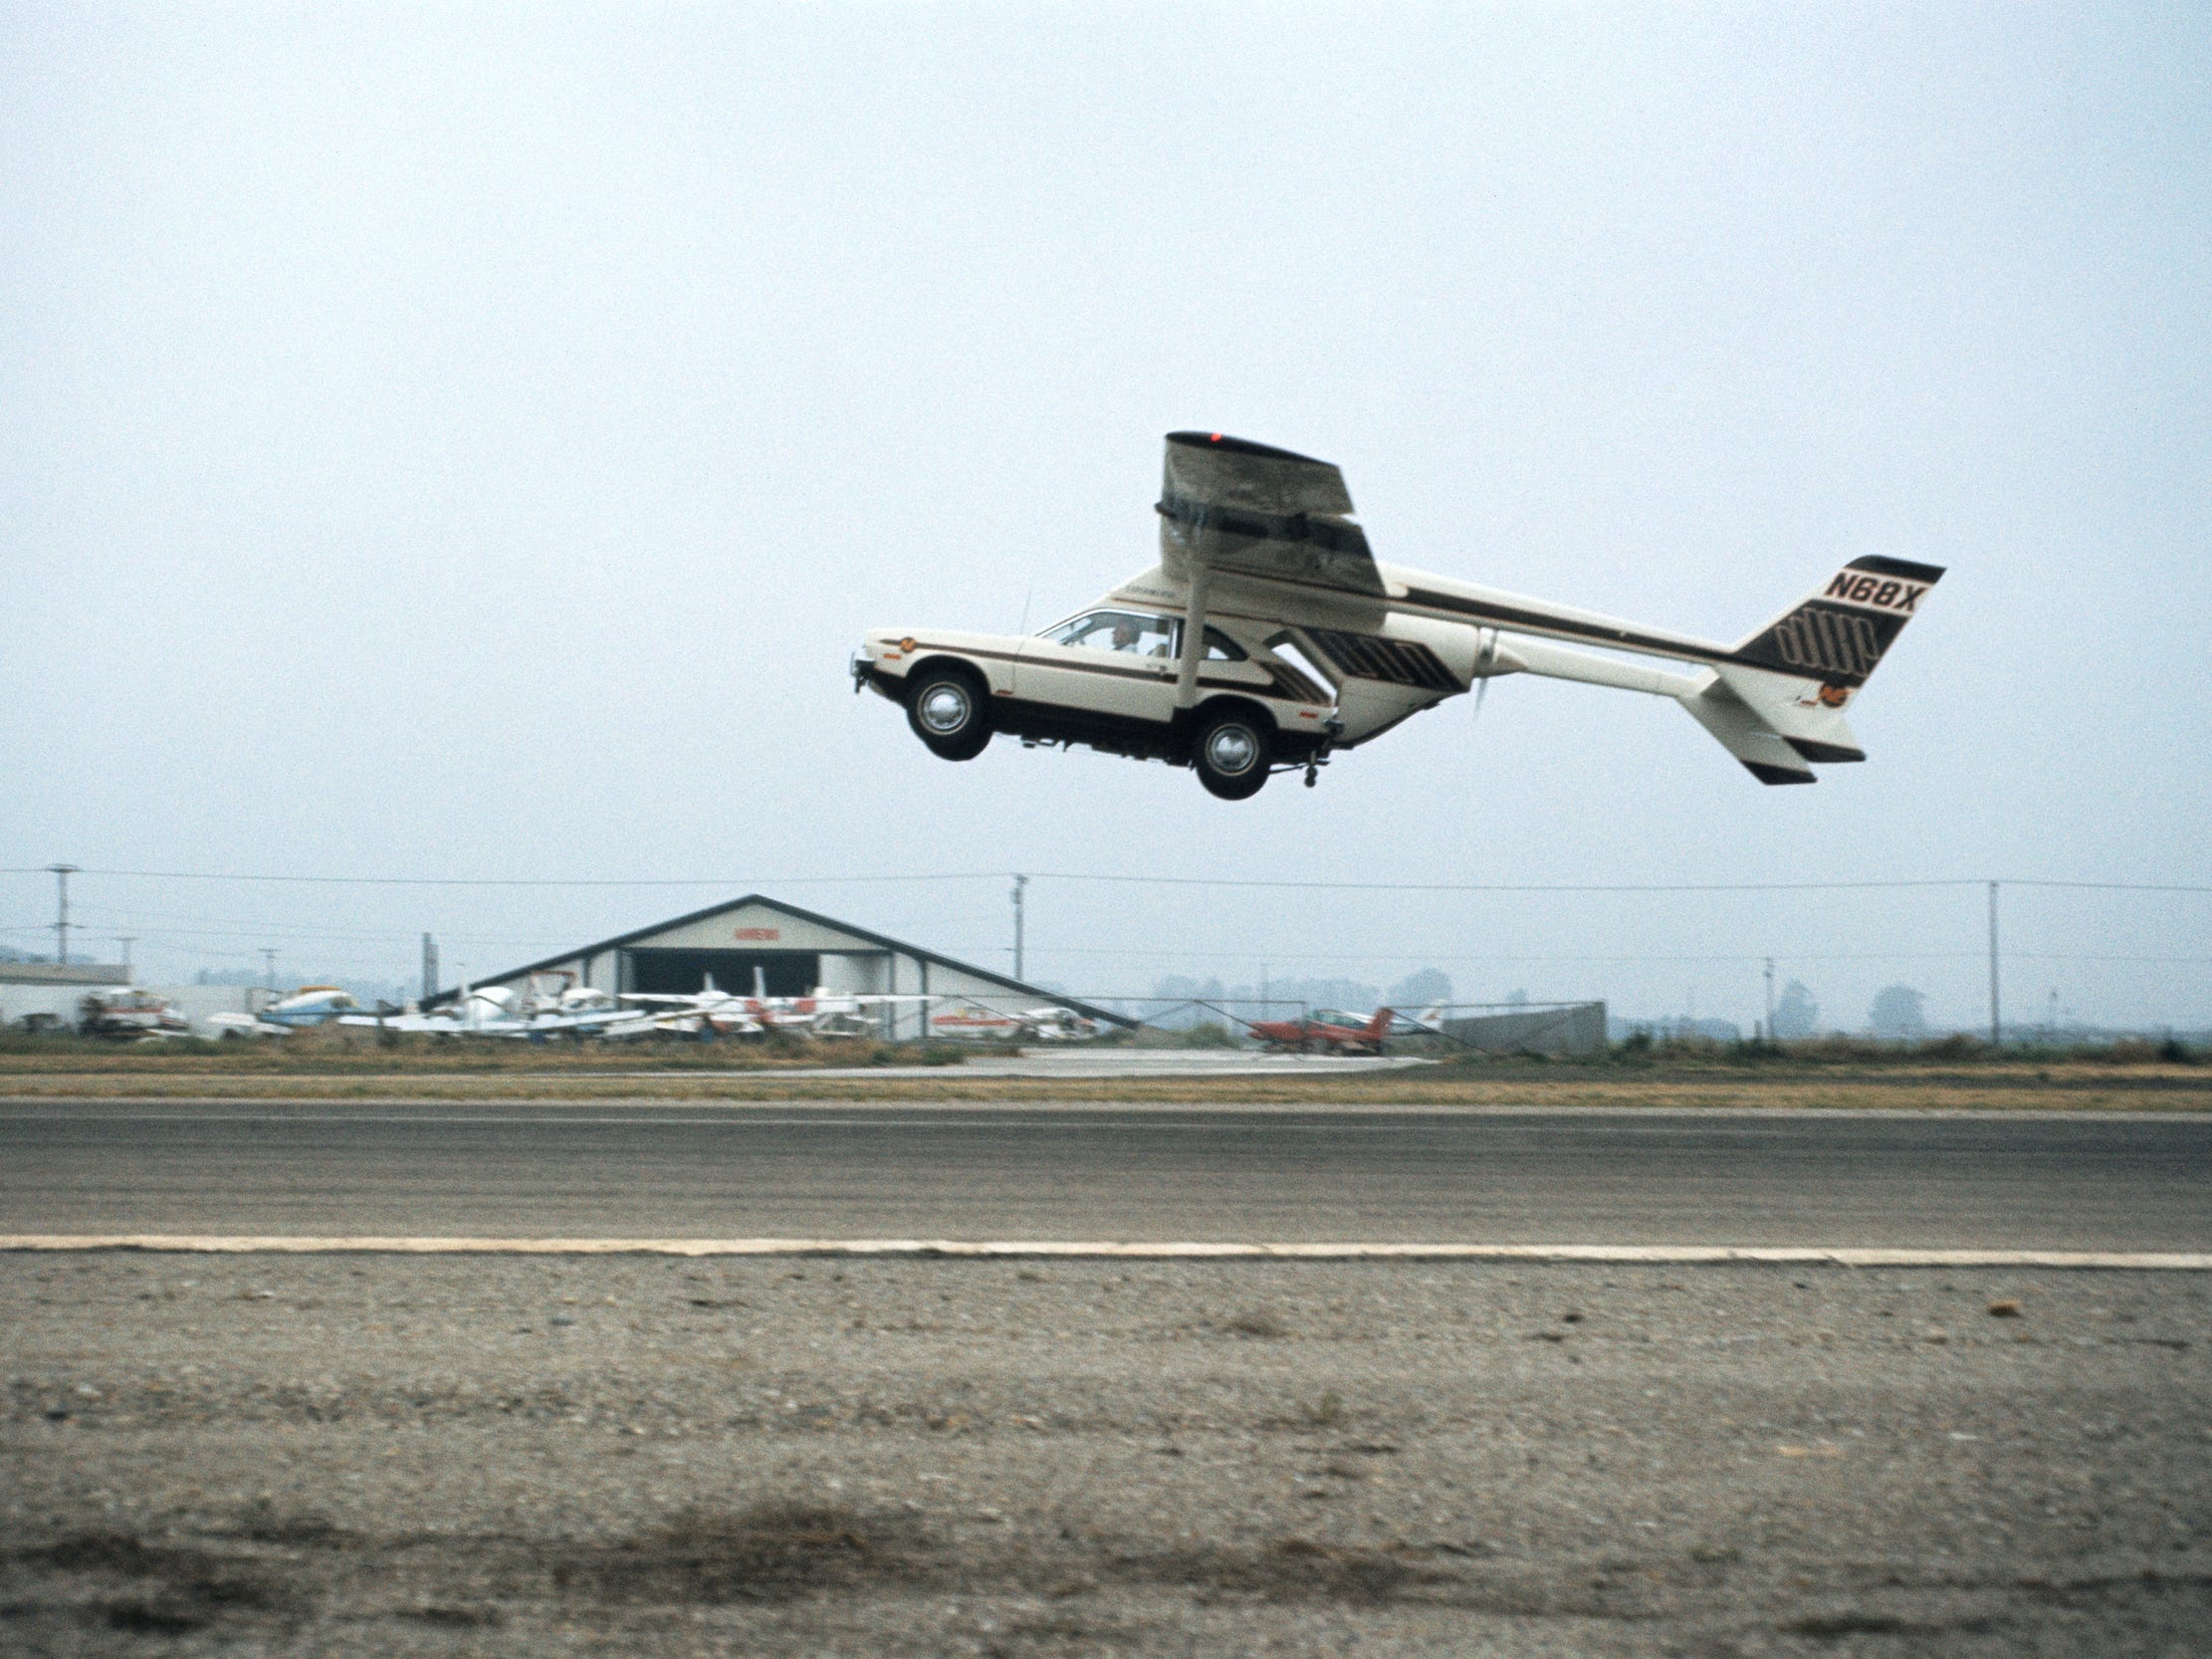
[1679,676,1816,786]
[1711,664,1865,763]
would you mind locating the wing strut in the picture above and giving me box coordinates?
[1174,561,1212,708]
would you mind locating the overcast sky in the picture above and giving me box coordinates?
[4,3,2207,1030]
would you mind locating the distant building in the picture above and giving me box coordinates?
[1439,1002,1608,1057]
[0,962,131,1030]
[435,893,1127,1041]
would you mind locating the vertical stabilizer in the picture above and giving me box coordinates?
[1717,555,1943,767]
[1732,556,1944,693]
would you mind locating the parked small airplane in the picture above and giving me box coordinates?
[619,972,932,1039]
[257,986,367,1027]
[1019,1006,1101,1042]
[1244,1006,1396,1056]
[208,985,390,1039]
[926,1003,1101,1041]
[321,982,640,1040]
[855,431,1944,797]
[79,988,192,1041]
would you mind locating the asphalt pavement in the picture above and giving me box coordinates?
[3,1100,2206,1249]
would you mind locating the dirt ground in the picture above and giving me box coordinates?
[3,1045,2208,1111]
[4,1252,2209,1655]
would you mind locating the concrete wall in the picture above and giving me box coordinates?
[1435,1002,1607,1059]
[0,982,127,1029]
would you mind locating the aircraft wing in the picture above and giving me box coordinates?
[338,1012,461,1034]
[1158,432,1386,597]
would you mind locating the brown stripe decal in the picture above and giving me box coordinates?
[913,646,1316,703]
[1397,588,1730,665]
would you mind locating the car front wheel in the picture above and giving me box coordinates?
[906,664,993,761]
[1193,707,1269,800]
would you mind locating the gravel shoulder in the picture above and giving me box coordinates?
[3,1051,2208,1110]
[5,1254,2209,1655]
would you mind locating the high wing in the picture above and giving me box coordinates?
[1157,432,1384,598]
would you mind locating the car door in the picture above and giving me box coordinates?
[1014,610,1179,726]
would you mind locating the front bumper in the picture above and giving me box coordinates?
[850,650,904,701]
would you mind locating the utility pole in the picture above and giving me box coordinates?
[46,864,79,965]
[1763,957,1776,1042]
[421,933,439,1002]
[262,948,278,993]
[115,937,135,980]
[1986,880,2001,1048]
[1010,874,1028,982]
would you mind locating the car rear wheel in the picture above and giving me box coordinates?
[906,663,993,761]
[1193,706,1269,800]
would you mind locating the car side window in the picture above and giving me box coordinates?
[1169,623,1249,662]
[1048,611,1174,656]
[1264,632,1338,704]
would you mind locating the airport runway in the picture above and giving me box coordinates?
[3,1099,2207,1249]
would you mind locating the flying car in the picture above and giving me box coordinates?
[852,432,1942,799]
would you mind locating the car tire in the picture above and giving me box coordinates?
[906,663,993,761]
[1193,706,1270,800]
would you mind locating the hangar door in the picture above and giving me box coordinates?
[624,948,821,998]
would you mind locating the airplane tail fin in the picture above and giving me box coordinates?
[1681,555,1944,785]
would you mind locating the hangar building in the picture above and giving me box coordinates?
[438,893,1125,1040]
[0,962,130,1029]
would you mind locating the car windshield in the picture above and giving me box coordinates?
[1045,610,1175,657]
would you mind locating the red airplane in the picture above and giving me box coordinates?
[1244,1006,1395,1055]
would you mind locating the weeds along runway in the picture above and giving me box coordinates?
[3,1100,2207,1250]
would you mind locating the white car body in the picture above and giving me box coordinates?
[854,432,1943,798]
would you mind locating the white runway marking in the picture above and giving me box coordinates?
[1,1236,2207,1269]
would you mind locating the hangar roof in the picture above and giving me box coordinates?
[436,892,1131,1027]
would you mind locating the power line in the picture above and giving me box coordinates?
[0,867,1006,888]
[2,866,2206,894]
[994,945,2212,967]
[1025,875,2212,895]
